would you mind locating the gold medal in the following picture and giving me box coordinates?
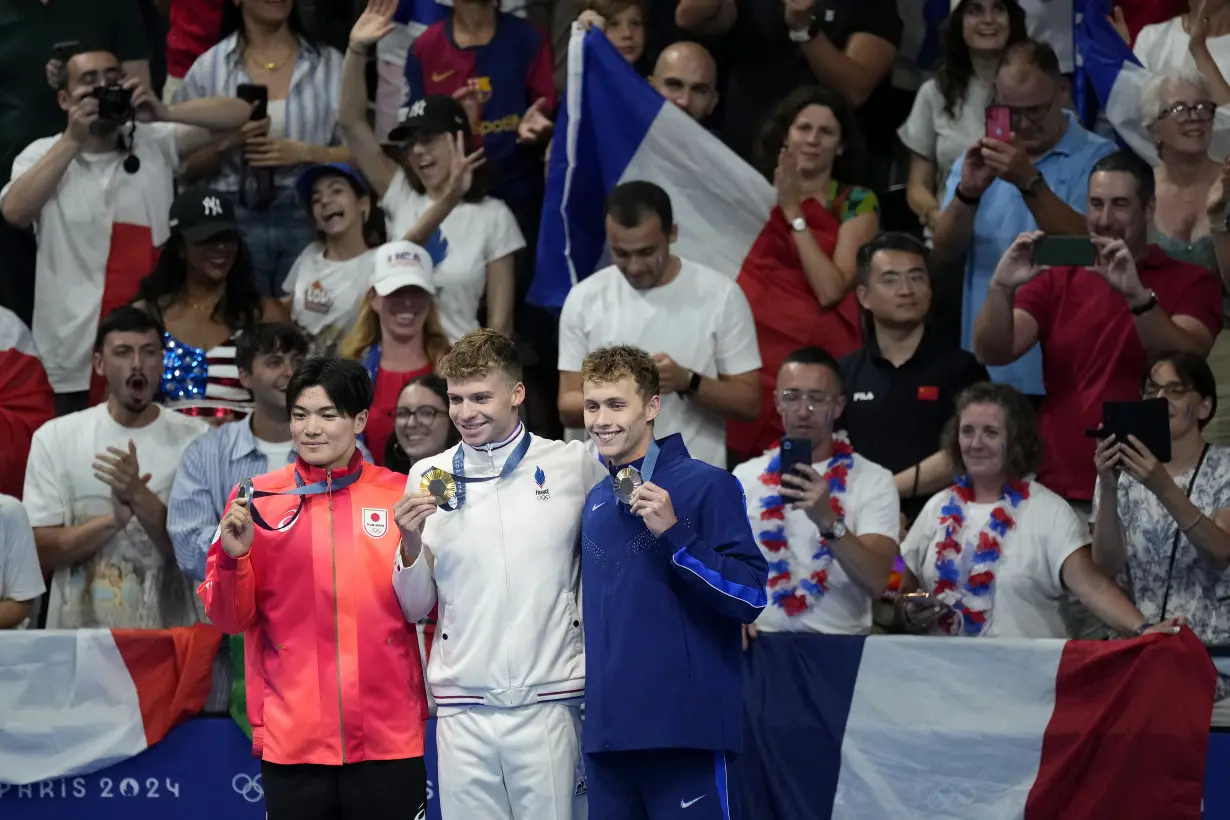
[419,468,458,507]
[613,466,643,505]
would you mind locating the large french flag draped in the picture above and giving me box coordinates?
[531,24,774,309]
[0,625,222,785]
[1074,0,1230,163]
[743,630,1215,819]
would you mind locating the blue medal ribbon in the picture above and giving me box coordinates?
[610,438,661,509]
[240,466,363,531]
[443,424,532,511]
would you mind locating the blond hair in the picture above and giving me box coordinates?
[437,328,522,382]
[339,290,450,367]
[581,345,660,402]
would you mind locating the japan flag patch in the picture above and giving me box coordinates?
[363,508,389,538]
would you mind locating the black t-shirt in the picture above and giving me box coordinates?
[839,329,988,521]
[721,0,902,165]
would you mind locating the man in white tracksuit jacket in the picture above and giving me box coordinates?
[392,329,605,820]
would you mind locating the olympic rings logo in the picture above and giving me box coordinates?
[232,773,264,803]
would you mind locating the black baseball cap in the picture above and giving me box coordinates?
[168,187,238,243]
[388,95,470,143]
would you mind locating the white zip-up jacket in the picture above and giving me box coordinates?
[392,424,607,712]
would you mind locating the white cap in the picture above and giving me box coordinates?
[372,240,436,297]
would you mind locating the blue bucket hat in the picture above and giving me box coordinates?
[295,162,370,207]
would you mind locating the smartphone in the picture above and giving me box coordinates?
[236,83,268,121]
[1087,399,1172,462]
[779,436,813,479]
[1032,235,1097,267]
[52,40,81,62]
[985,104,1012,142]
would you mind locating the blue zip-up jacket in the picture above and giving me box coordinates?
[580,434,768,753]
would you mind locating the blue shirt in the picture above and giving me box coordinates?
[167,419,370,581]
[942,112,1115,395]
[580,434,767,753]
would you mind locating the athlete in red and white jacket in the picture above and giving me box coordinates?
[393,330,606,820]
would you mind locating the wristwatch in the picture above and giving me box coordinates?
[1017,171,1046,197]
[679,370,702,397]
[1130,290,1159,316]
[1135,622,1152,636]
[789,215,808,232]
[821,520,847,541]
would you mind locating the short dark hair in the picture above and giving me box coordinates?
[235,323,310,373]
[605,181,674,233]
[754,86,868,186]
[1147,351,1218,429]
[285,356,373,419]
[780,346,844,392]
[942,382,1042,479]
[855,232,930,287]
[999,39,1062,82]
[95,306,165,353]
[1090,150,1156,206]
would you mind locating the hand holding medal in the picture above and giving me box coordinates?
[629,481,677,537]
[394,487,439,564]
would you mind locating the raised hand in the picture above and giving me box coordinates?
[393,492,438,562]
[958,141,995,198]
[444,131,486,200]
[92,440,147,504]
[779,463,838,532]
[517,98,553,144]
[65,86,100,146]
[775,146,804,218]
[350,0,398,49]
[990,230,1046,290]
[220,496,254,559]
[630,482,678,537]
[1090,235,1147,304]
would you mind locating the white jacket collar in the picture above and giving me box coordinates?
[460,422,527,472]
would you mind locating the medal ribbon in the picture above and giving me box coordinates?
[241,466,363,531]
[610,438,661,506]
[445,424,532,510]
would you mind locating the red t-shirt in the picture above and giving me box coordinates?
[1014,245,1222,501]
[167,0,225,79]
[366,364,433,467]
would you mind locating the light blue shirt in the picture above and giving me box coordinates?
[167,419,372,581]
[942,111,1116,395]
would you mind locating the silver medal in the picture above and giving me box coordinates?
[613,467,644,505]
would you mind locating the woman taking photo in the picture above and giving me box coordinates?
[898,0,1028,233]
[1092,353,1230,687]
[384,373,460,473]
[898,382,1181,638]
[341,240,450,465]
[283,162,382,356]
[133,187,289,421]
[339,0,520,345]
[730,86,879,462]
[175,0,349,296]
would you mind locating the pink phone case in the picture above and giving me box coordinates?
[985,105,1011,142]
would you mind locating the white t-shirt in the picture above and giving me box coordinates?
[557,260,762,467]
[0,494,47,627]
[901,481,1088,638]
[897,78,994,191]
[734,447,899,635]
[21,404,208,629]
[253,435,296,466]
[0,124,182,393]
[381,170,525,342]
[284,243,374,355]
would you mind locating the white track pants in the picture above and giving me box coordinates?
[436,703,588,820]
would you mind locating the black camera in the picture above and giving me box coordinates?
[89,84,134,123]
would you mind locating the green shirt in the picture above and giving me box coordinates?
[0,0,149,183]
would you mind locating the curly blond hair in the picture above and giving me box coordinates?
[582,345,659,403]
[437,328,522,382]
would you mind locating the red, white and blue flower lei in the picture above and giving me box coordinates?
[755,433,853,617]
[932,475,1030,636]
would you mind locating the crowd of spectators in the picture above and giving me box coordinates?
[3,0,1230,730]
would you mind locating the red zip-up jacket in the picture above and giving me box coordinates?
[199,450,426,765]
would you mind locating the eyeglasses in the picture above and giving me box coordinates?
[874,271,930,290]
[999,94,1056,129]
[1157,101,1216,123]
[777,389,837,406]
[393,405,446,425]
[1143,381,1193,400]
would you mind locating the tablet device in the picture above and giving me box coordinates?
[1087,398,1172,462]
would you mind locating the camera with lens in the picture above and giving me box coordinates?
[89,84,134,123]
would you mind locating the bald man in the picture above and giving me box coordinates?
[649,42,718,123]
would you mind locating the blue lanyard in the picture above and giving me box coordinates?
[445,425,532,510]
[240,466,363,531]
[610,438,661,511]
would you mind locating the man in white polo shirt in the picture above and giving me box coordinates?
[557,180,762,468]
[0,47,251,414]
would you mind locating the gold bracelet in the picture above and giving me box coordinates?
[1181,512,1204,534]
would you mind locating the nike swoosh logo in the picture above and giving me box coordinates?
[431,70,456,82]
[681,796,706,808]
[591,502,605,511]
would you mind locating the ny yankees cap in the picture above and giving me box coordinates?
[388,95,470,144]
[372,240,437,297]
[169,186,238,243]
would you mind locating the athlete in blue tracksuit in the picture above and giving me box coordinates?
[579,345,768,820]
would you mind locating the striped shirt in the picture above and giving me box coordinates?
[167,418,372,581]
[173,33,345,195]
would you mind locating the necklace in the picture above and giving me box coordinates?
[931,476,1029,636]
[754,432,853,617]
[246,43,295,72]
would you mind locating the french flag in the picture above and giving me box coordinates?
[530,23,775,309]
[1074,0,1230,163]
[0,626,222,785]
[742,630,1215,818]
